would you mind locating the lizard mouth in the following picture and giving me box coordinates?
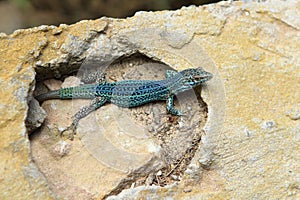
[196,71,213,82]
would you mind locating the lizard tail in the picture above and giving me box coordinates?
[35,90,60,102]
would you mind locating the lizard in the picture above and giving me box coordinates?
[35,67,213,130]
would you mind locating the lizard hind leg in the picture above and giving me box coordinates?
[62,97,107,139]
[80,71,107,84]
[96,72,107,84]
[62,97,108,138]
[72,97,108,128]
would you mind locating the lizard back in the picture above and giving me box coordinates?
[102,79,173,107]
[55,78,178,107]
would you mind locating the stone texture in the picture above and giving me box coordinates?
[0,0,299,200]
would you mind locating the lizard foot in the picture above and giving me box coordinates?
[61,123,76,140]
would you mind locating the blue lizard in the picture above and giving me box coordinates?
[36,67,212,128]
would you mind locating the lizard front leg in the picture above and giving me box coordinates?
[166,95,184,116]
[165,69,178,78]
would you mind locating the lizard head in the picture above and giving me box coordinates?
[179,67,213,89]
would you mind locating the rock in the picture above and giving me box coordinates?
[0,1,299,199]
[26,98,46,133]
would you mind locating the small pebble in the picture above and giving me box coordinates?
[156,170,162,176]
[183,188,192,193]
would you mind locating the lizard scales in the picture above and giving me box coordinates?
[36,67,212,126]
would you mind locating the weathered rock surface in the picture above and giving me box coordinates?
[0,0,299,199]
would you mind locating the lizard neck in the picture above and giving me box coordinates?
[162,74,188,95]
